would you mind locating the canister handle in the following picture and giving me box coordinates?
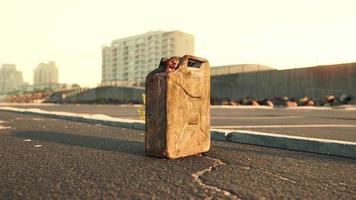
[183,55,207,63]
[181,55,208,69]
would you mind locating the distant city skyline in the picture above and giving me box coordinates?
[1,0,356,86]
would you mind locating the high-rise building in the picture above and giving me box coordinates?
[0,64,24,94]
[34,61,58,85]
[101,30,194,86]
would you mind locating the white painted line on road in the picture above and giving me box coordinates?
[0,125,11,130]
[0,102,142,107]
[0,103,55,106]
[344,107,356,111]
[211,105,273,109]
[211,105,356,110]
[230,130,356,145]
[212,125,356,129]
[31,118,44,121]
[212,116,301,120]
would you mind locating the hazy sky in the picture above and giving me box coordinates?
[1,0,356,86]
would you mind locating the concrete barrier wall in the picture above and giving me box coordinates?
[211,62,356,100]
[46,86,145,103]
[66,86,144,103]
[46,63,356,103]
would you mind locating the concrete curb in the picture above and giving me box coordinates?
[1,107,355,159]
[211,128,356,158]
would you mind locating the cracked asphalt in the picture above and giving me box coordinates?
[0,111,355,199]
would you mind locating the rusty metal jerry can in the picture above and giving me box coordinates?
[145,55,210,159]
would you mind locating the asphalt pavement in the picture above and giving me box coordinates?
[2,104,356,142]
[0,111,355,199]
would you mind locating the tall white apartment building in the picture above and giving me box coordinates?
[34,61,59,85]
[101,30,194,86]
